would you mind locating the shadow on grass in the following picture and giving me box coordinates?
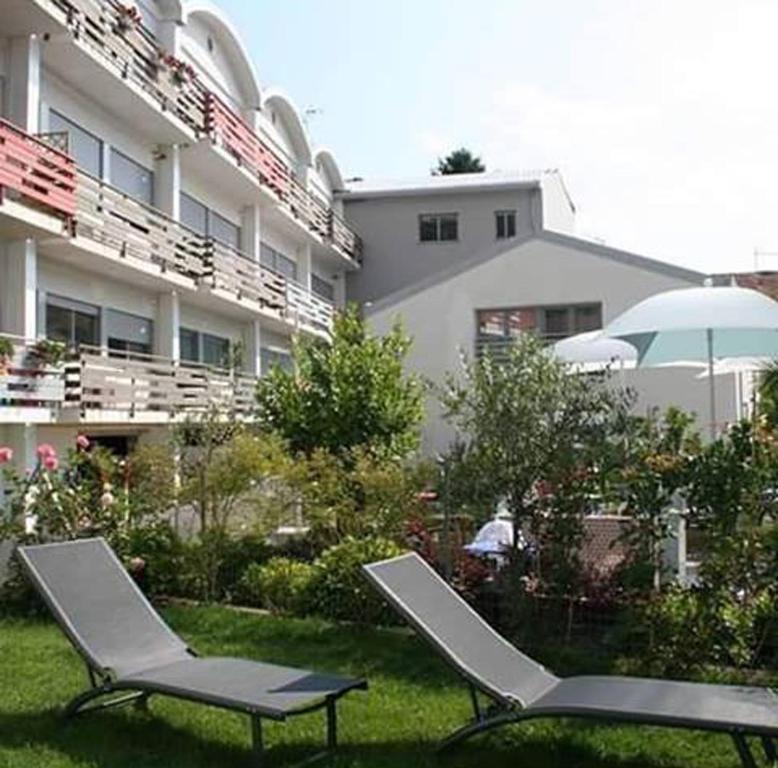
[0,705,711,768]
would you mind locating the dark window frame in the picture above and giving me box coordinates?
[419,213,459,243]
[495,209,517,240]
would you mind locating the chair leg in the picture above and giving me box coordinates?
[326,698,337,750]
[438,710,520,752]
[762,736,777,766]
[251,715,264,767]
[732,733,758,768]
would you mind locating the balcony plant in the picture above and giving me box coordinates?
[159,52,196,87]
[114,3,142,33]
[26,339,67,369]
[0,337,14,375]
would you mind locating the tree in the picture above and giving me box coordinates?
[255,305,425,460]
[434,148,485,175]
[442,333,632,567]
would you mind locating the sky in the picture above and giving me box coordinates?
[218,0,778,276]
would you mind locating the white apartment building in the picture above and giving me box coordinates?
[340,172,744,454]
[0,0,362,467]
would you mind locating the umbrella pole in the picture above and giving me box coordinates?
[707,328,716,439]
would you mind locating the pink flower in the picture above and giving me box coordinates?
[76,434,90,450]
[36,443,56,460]
[42,454,59,472]
[0,447,13,463]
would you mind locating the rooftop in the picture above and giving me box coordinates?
[340,168,563,199]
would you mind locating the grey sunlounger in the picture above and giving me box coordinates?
[363,552,778,768]
[18,538,366,765]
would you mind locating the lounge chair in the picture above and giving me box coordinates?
[18,538,366,765]
[363,552,778,768]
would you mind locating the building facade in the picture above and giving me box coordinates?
[341,174,744,454]
[0,0,362,468]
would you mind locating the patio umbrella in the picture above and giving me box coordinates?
[551,330,637,373]
[604,286,778,436]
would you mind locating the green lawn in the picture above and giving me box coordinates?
[0,605,770,767]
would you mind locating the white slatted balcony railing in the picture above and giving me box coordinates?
[0,335,66,414]
[64,346,257,420]
[286,282,335,333]
[203,240,287,312]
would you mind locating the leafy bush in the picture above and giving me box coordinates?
[307,537,404,625]
[238,557,315,615]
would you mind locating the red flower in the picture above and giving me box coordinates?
[76,434,90,450]
[0,447,13,463]
[36,443,56,460]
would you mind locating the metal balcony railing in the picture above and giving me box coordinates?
[286,281,335,333]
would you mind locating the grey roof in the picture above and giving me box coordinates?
[364,229,707,316]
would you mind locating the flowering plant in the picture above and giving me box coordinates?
[159,52,196,85]
[115,3,142,30]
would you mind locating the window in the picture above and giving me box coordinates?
[110,149,153,204]
[45,295,100,348]
[311,274,335,302]
[105,309,153,356]
[179,327,200,363]
[179,327,231,368]
[180,193,241,249]
[475,303,602,357]
[260,242,298,281]
[261,347,293,374]
[48,110,103,177]
[495,210,517,240]
[419,213,458,243]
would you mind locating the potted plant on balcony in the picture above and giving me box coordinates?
[114,3,142,33]
[27,339,67,370]
[159,52,196,87]
[0,337,14,376]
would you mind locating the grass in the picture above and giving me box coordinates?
[0,604,771,767]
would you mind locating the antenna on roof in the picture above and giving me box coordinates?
[303,107,323,128]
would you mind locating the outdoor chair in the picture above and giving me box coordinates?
[363,551,778,768]
[18,538,367,765]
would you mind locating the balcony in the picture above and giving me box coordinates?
[286,282,335,334]
[47,0,207,140]
[0,118,76,236]
[0,335,67,423]
[64,346,256,423]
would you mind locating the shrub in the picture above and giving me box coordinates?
[307,537,404,625]
[239,557,315,615]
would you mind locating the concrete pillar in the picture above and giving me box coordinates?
[7,36,41,132]
[155,291,180,360]
[0,240,38,339]
[243,320,262,376]
[240,204,261,260]
[296,243,312,291]
[154,144,180,218]
[157,18,180,58]
[333,273,346,308]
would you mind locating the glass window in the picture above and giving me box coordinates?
[260,242,297,280]
[575,305,602,333]
[419,215,439,242]
[496,210,517,239]
[45,295,100,348]
[543,308,570,339]
[209,210,240,250]
[179,327,200,363]
[477,310,506,338]
[312,274,335,302]
[48,110,103,177]
[202,333,230,368]
[419,213,458,242]
[180,193,208,236]
[439,214,458,241]
[261,347,293,374]
[105,309,152,355]
[110,149,153,204]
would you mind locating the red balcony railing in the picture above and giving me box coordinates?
[206,92,289,198]
[0,118,76,219]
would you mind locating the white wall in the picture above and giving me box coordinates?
[540,172,576,234]
[345,187,539,304]
[368,234,722,454]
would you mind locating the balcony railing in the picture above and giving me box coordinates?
[64,345,256,418]
[286,282,335,333]
[0,118,76,219]
[0,335,66,411]
[54,0,208,134]
[75,171,205,279]
[330,211,362,261]
[204,239,287,312]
